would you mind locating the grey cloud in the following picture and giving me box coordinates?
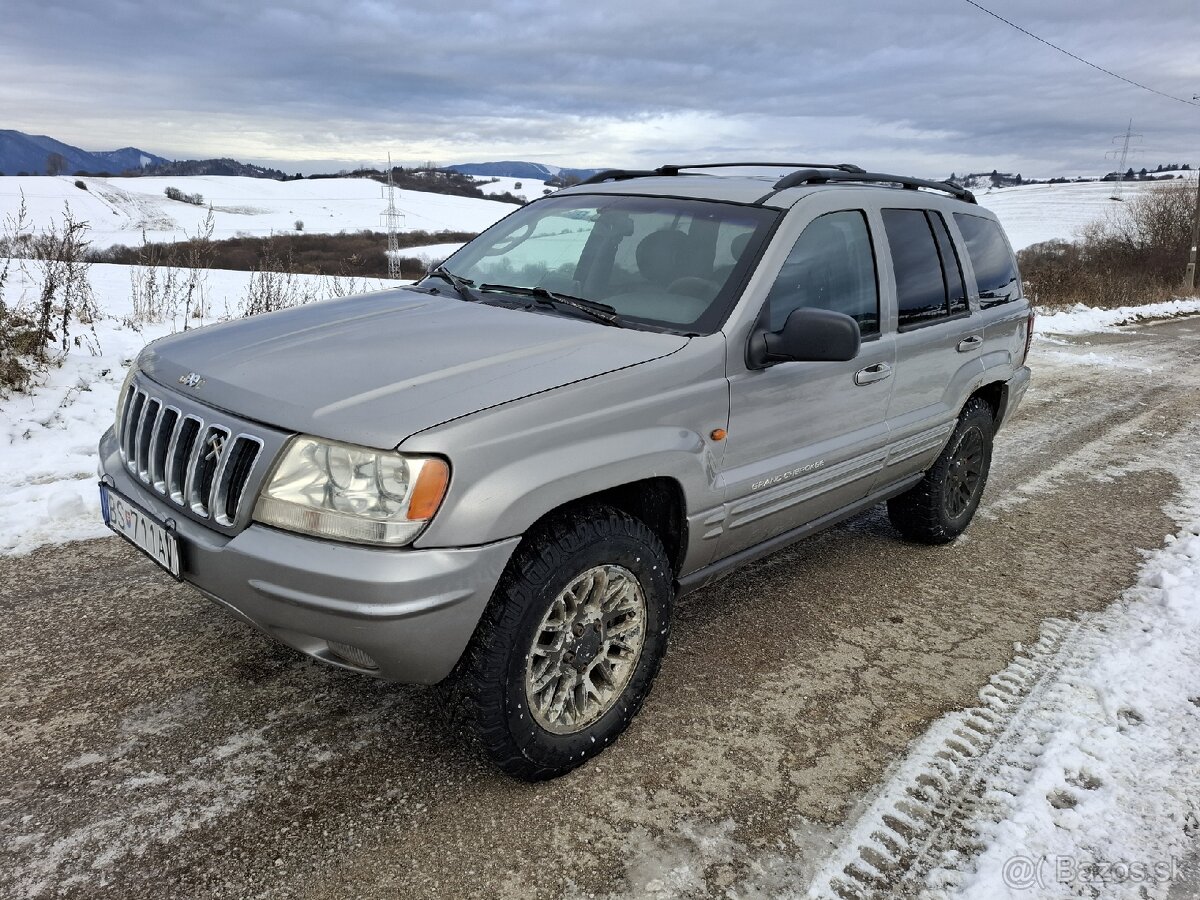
[2,0,1197,175]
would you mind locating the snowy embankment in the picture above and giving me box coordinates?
[0,174,518,248]
[1034,298,1200,335]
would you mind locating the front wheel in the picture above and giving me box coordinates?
[887,397,994,544]
[439,505,673,781]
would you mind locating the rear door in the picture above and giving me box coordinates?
[952,211,1029,374]
[717,202,895,558]
[875,205,984,484]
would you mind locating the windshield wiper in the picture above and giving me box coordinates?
[425,265,477,302]
[477,283,622,326]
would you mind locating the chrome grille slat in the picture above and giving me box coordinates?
[147,405,165,487]
[149,406,180,493]
[188,425,229,518]
[134,397,159,481]
[214,436,263,526]
[207,429,235,520]
[166,415,201,504]
[118,380,267,528]
[122,389,145,462]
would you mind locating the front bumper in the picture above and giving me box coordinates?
[99,427,519,683]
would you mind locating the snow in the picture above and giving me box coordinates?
[0,174,519,249]
[397,242,467,267]
[0,260,394,556]
[938,490,1200,899]
[977,178,1197,251]
[472,175,554,202]
[1035,298,1200,335]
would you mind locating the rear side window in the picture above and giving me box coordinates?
[765,210,879,336]
[882,208,969,329]
[929,213,969,316]
[953,213,1020,308]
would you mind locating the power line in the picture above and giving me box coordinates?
[961,0,1200,108]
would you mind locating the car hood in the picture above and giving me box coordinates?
[139,288,689,448]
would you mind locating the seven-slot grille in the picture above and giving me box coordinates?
[117,383,264,527]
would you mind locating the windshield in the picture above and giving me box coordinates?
[427,193,779,334]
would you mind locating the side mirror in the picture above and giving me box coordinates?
[746,307,861,369]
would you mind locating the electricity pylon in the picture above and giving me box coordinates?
[381,154,405,280]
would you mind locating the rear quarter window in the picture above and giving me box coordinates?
[953,213,1020,308]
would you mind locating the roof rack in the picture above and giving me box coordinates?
[770,169,976,204]
[575,162,976,204]
[656,162,866,176]
[578,161,864,186]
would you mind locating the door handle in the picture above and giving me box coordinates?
[854,362,893,386]
[957,335,983,352]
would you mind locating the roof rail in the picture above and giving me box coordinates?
[578,161,865,186]
[655,162,866,176]
[771,169,976,204]
[578,169,661,185]
[576,163,977,204]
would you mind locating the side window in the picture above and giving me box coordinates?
[882,208,971,329]
[764,210,879,336]
[929,212,969,315]
[953,213,1020,308]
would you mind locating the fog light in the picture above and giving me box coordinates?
[326,640,378,670]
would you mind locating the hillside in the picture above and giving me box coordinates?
[0,130,167,176]
[448,160,601,183]
[0,174,520,249]
[973,178,1192,250]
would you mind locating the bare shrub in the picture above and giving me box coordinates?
[0,196,99,394]
[240,240,319,316]
[128,207,217,328]
[1019,180,1198,309]
[164,186,205,206]
[92,230,473,280]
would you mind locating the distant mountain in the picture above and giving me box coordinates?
[0,129,168,175]
[447,160,602,183]
[139,158,289,179]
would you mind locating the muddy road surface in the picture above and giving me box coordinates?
[3,317,1199,899]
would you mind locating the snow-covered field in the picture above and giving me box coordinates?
[0,174,520,248]
[975,178,1194,251]
[475,175,554,202]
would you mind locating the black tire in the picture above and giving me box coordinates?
[887,397,994,544]
[438,504,673,781]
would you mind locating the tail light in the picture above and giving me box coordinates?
[1021,309,1035,365]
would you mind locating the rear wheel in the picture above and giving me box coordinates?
[887,397,994,544]
[439,504,672,781]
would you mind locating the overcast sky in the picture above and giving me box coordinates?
[4,0,1198,177]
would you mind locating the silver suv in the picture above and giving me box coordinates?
[98,163,1032,780]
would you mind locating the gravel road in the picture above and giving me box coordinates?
[3,316,1199,900]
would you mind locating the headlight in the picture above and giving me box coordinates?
[253,436,450,546]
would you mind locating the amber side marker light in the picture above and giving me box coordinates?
[710,428,727,441]
[408,459,450,520]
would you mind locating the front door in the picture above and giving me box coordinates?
[717,207,895,559]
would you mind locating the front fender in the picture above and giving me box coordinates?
[403,336,729,554]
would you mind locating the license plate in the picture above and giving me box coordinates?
[100,484,181,578]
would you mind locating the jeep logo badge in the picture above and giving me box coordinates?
[179,372,205,389]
